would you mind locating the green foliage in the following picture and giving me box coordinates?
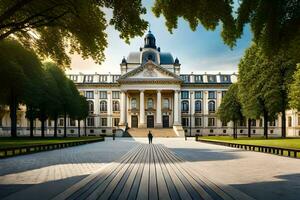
[289,64,300,110]
[153,0,300,57]
[217,83,243,124]
[0,0,148,67]
[152,0,236,47]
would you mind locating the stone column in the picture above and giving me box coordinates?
[190,91,194,127]
[139,90,145,127]
[94,90,100,127]
[119,90,126,126]
[156,90,162,127]
[173,90,180,125]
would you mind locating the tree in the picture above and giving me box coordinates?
[289,64,300,116]
[74,96,89,137]
[218,84,243,139]
[153,0,300,57]
[0,0,148,67]
[0,39,38,137]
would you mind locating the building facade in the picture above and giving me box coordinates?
[1,32,300,137]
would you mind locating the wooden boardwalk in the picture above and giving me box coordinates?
[53,144,254,200]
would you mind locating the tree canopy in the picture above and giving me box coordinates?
[289,64,300,110]
[0,0,148,67]
[153,0,300,56]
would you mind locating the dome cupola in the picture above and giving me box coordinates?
[144,31,156,49]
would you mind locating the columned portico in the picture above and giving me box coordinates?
[173,90,180,125]
[119,90,126,126]
[139,90,146,128]
[156,90,162,127]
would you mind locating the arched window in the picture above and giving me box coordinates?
[100,101,107,112]
[113,101,120,111]
[163,98,169,109]
[88,101,94,114]
[208,101,215,112]
[195,100,202,112]
[131,98,137,109]
[147,98,153,109]
[181,101,189,112]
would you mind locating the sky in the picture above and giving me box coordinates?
[67,0,252,75]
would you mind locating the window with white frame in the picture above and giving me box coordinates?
[88,101,94,114]
[100,101,107,112]
[101,118,107,126]
[180,75,190,83]
[163,98,169,109]
[69,118,76,126]
[181,101,189,112]
[195,117,202,127]
[112,91,120,99]
[194,91,202,99]
[181,91,189,99]
[208,118,215,126]
[208,91,216,99]
[131,98,137,109]
[113,118,120,127]
[208,101,215,112]
[147,98,154,109]
[207,75,216,83]
[99,91,107,99]
[195,100,202,112]
[84,75,93,83]
[220,75,231,82]
[113,101,120,111]
[181,118,189,127]
[99,75,108,82]
[87,117,94,126]
[194,75,203,83]
[85,91,94,99]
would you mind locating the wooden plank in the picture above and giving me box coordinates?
[85,145,145,200]
[70,145,143,200]
[99,145,147,200]
[115,147,147,200]
[159,145,213,200]
[152,144,171,200]
[127,146,149,200]
[136,145,150,200]
[148,145,158,200]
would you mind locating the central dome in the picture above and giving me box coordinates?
[144,31,156,49]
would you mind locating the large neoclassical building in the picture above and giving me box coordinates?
[1,32,299,137]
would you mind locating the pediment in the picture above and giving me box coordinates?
[118,61,182,83]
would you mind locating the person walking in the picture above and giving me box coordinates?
[147,130,153,144]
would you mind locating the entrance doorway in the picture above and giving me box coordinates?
[131,116,138,128]
[147,115,154,128]
[163,116,169,128]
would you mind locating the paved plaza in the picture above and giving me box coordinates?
[0,137,300,200]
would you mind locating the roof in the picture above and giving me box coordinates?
[127,52,140,63]
[160,52,174,64]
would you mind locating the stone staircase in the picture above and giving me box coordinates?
[127,128,177,137]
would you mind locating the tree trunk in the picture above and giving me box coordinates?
[263,110,268,139]
[248,118,251,138]
[64,111,67,138]
[233,120,236,139]
[9,94,17,137]
[41,119,45,137]
[84,118,87,136]
[281,108,286,138]
[54,116,58,137]
[78,120,80,137]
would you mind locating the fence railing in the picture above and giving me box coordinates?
[196,136,300,159]
[0,137,104,159]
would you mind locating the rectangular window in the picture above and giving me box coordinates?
[194,91,202,99]
[48,120,52,127]
[69,119,76,126]
[87,117,94,126]
[181,91,189,99]
[99,91,107,99]
[180,75,190,83]
[112,91,120,99]
[222,121,227,126]
[59,119,64,127]
[85,91,94,99]
[101,118,107,126]
[207,75,216,83]
[194,75,203,83]
[208,91,216,99]
[99,75,108,82]
[251,119,256,126]
[113,118,120,127]
[69,75,78,82]
[208,118,215,127]
[288,117,292,127]
[84,75,93,83]
[269,120,276,127]
[195,117,202,127]
[220,75,231,82]
[181,118,189,127]
[112,75,120,83]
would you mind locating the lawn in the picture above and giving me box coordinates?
[199,136,300,150]
[0,136,104,149]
